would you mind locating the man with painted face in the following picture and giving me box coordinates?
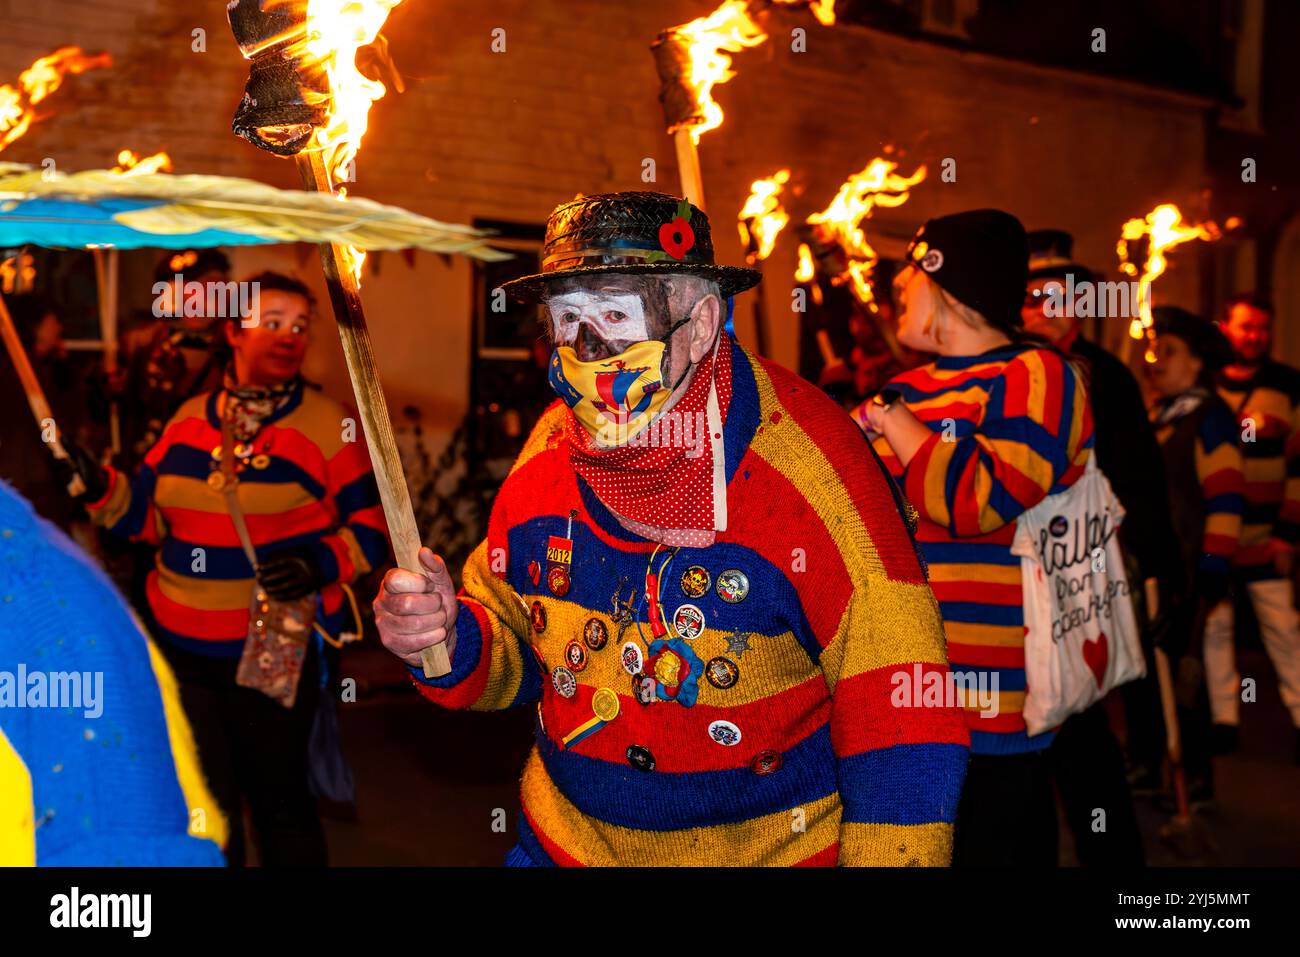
[374,191,968,866]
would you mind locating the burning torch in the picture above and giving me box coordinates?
[0,46,110,493]
[737,169,790,355]
[652,1,835,210]
[798,156,927,365]
[1117,203,1238,363]
[228,0,450,678]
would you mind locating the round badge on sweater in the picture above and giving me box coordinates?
[547,565,571,597]
[251,454,271,470]
[673,603,706,640]
[715,569,749,603]
[751,750,783,775]
[592,687,621,722]
[707,720,742,746]
[679,565,711,598]
[551,666,577,699]
[920,248,944,273]
[626,744,656,772]
[530,600,547,634]
[705,656,739,690]
[565,640,588,672]
[583,617,609,651]
[620,641,644,675]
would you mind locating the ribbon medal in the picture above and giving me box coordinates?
[561,687,621,750]
[545,511,577,597]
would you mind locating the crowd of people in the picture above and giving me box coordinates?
[3,189,1298,867]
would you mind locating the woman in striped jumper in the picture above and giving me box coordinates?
[1148,306,1244,803]
[858,210,1094,866]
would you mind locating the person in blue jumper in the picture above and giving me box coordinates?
[0,478,226,865]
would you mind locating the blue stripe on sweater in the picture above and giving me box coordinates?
[535,722,838,831]
[838,742,968,825]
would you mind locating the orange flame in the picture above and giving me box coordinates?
[739,169,791,261]
[669,1,767,144]
[298,0,404,184]
[0,47,111,151]
[795,242,815,282]
[805,157,927,308]
[113,149,173,176]
[1117,203,1225,341]
[771,0,838,26]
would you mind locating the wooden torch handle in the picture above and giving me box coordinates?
[296,151,451,679]
[673,128,706,211]
[0,292,85,496]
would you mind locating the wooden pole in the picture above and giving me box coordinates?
[0,292,84,496]
[674,128,706,211]
[295,149,451,679]
[93,248,122,456]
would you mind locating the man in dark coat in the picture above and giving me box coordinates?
[1020,229,1181,864]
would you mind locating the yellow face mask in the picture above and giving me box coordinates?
[548,318,689,446]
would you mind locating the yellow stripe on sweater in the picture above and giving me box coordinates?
[839,821,952,867]
[144,637,228,851]
[0,726,34,866]
[521,749,840,865]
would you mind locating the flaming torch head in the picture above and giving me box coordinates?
[0,47,112,152]
[1117,202,1224,341]
[228,0,403,183]
[804,157,927,310]
[652,0,767,144]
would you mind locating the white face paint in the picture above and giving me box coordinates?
[544,290,649,347]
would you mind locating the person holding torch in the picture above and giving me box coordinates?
[374,191,969,866]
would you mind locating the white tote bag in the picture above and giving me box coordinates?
[1012,454,1146,736]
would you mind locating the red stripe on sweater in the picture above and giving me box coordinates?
[929,580,1022,605]
[146,573,248,640]
[794,842,839,866]
[946,642,1026,670]
[542,676,832,773]
[830,665,970,758]
[165,501,335,547]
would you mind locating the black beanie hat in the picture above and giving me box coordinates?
[905,209,1028,334]
[1152,305,1233,372]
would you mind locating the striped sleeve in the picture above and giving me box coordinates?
[903,348,1093,537]
[85,415,186,543]
[407,418,556,712]
[312,430,390,584]
[1196,406,1245,577]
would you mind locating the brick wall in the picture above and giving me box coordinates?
[2,0,1210,437]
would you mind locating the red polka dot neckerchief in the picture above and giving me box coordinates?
[564,332,733,539]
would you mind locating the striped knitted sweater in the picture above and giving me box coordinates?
[412,336,969,866]
[86,379,388,656]
[1216,361,1300,580]
[871,343,1094,755]
[0,481,225,865]
[1151,389,1244,581]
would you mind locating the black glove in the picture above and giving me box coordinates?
[257,546,328,601]
[50,437,108,502]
